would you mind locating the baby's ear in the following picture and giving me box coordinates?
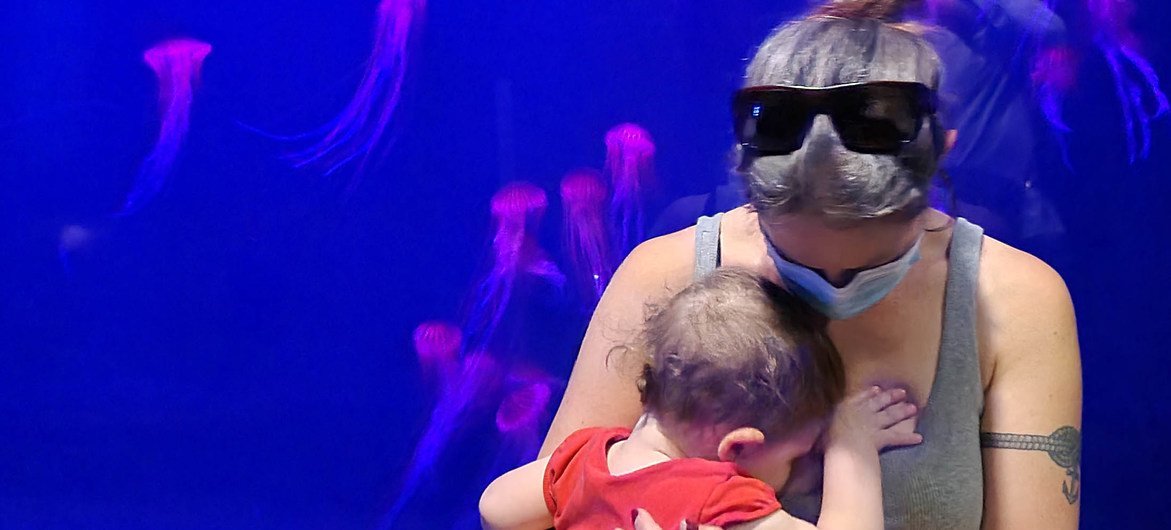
[716,427,766,462]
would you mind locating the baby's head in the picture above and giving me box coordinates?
[637,268,844,488]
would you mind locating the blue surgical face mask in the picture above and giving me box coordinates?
[764,234,922,320]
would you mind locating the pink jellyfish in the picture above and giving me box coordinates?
[411,321,462,393]
[464,182,565,349]
[604,123,657,255]
[495,372,554,435]
[122,39,212,215]
[1032,45,1080,135]
[381,349,502,529]
[559,168,615,309]
[1086,0,1169,162]
[1031,44,1080,167]
[492,367,556,468]
[289,0,426,188]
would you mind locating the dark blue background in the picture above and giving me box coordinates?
[1,1,1168,528]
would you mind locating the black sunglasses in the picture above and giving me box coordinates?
[733,81,938,156]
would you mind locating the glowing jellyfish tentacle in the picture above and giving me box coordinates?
[1115,44,1169,159]
[289,0,426,187]
[121,39,212,215]
[463,182,558,349]
[604,124,656,256]
[559,168,615,309]
[1103,49,1141,161]
[1087,0,1169,162]
[380,351,501,530]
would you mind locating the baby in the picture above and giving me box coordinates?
[480,268,921,529]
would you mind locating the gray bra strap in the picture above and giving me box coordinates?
[693,213,724,280]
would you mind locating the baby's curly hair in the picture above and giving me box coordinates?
[637,268,844,437]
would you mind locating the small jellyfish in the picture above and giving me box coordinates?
[1031,44,1080,167]
[464,182,564,350]
[490,368,557,472]
[289,0,426,188]
[122,39,212,215]
[604,123,657,255]
[411,321,462,393]
[1032,45,1079,134]
[559,168,615,309]
[58,224,94,276]
[380,350,501,529]
[495,376,553,435]
[1086,0,1169,162]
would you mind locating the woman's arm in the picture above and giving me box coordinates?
[539,233,695,457]
[479,457,554,530]
[978,244,1082,529]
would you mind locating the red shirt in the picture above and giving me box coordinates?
[543,427,781,529]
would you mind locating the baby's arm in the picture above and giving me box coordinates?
[731,388,920,530]
[478,457,554,530]
[816,387,921,530]
[728,510,817,530]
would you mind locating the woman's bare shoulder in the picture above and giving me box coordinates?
[977,235,1077,369]
[617,224,698,288]
[978,235,1071,305]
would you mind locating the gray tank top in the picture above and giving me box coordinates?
[693,213,985,530]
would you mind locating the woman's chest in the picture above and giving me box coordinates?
[828,299,944,408]
[823,319,944,454]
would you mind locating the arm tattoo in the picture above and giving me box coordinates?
[980,426,1081,504]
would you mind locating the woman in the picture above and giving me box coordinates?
[538,1,1082,528]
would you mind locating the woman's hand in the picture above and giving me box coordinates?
[828,387,923,452]
[627,509,723,530]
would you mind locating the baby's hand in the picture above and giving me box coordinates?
[828,386,923,452]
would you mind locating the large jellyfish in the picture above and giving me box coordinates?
[121,39,211,215]
[463,182,564,351]
[604,123,657,256]
[1086,0,1169,162]
[559,168,615,311]
[288,0,426,189]
[412,321,462,395]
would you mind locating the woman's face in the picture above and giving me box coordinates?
[760,212,925,288]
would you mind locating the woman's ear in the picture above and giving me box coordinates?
[716,427,766,462]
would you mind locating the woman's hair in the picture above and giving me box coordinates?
[637,269,845,438]
[738,0,944,223]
